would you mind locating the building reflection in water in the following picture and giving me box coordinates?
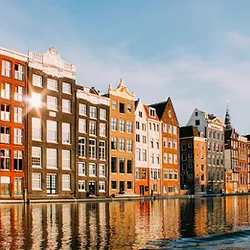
[1,197,250,249]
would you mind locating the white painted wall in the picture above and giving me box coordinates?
[186,108,206,134]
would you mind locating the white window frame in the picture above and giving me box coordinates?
[32,117,42,141]
[47,78,58,91]
[99,181,106,192]
[2,60,12,77]
[100,109,107,120]
[47,148,57,169]
[47,120,57,143]
[78,180,86,192]
[32,173,42,190]
[62,150,71,170]
[1,82,11,99]
[99,164,106,177]
[62,122,71,144]
[47,96,58,111]
[78,162,86,176]
[32,74,43,88]
[89,163,96,176]
[79,103,87,116]
[14,107,23,123]
[32,147,42,168]
[79,119,87,133]
[14,63,24,81]
[62,82,72,94]
[62,174,71,191]
[14,85,24,102]
[62,99,71,113]
[14,128,23,145]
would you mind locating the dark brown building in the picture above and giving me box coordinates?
[0,47,27,199]
[26,47,76,199]
[180,126,207,194]
[75,86,110,198]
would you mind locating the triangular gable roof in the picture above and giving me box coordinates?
[150,97,179,124]
[211,117,224,125]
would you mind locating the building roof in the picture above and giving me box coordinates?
[180,125,200,138]
[143,105,160,121]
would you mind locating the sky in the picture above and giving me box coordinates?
[1,0,250,133]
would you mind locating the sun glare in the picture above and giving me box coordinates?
[31,93,42,108]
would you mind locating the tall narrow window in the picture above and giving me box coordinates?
[89,121,97,136]
[99,164,106,177]
[78,162,86,175]
[32,74,43,87]
[62,174,71,191]
[111,157,117,173]
[127,140,132,152]
[99,123,106,137]
[47,148,57,169]
[62,122,71,144]
[89,163,96,176]
[1,82,11,99]
[79,104,87,116]
[2,60,12,77]
[32,117,42,141]
[62,82,72,94]
[32,147,42,168]
[79,119,87,133]
[14,64,24,80]
[47,78,58,91]
[89,139,96,158]
[127,159,132,174]
[111,118,117,130]
[99,141,106,159]
[0,126,10,143]
[14,85,24,102]
[47,120,57,143]
[120,119,125,132]
[119,158,125,173]
[14,128,23,145]
[127,121,132,133]
[78,137,86,157]
[14,150,23,171]
[47,174,57,194]
[0,149,10,170]
[0,104,10,121]
[62,99,71,113]
[100,109,107,120]
[14,107,23,123]
[89,106,97,118]
[32,173,42,190]
[111,137,117,150]
[62,150,71,170]
[47,96,58,111]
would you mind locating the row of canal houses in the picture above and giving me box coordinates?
[0,46,249,201]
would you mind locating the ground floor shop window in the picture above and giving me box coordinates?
[0,176,10,195]
[14,177,23,195]
[47,174,57,194]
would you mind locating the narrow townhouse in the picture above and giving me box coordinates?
[180,126,207,194]
[26,47,76,199]
[0,47,27,198]
[75,86,110,198]
[187,108,225,193]
[135,98,149,195]
[224,106,248,193]
[150,98,180,195]
[107,79,135,195]
[144,105,161,195]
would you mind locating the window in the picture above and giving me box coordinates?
[62,150,71,170]
[163,124,167,132]
[62,122,71,144]
[89,139,96,158]
[0,149,10,170]
[127,159,132,173]
[99,181,106,192]
[119,158,125,173]
[142,149,147,161]
[62,174,71,191]
[79,119,86,133]
[100,109,107,120]
[14,128,23,145]
[111,157,117,173]
[32,147,42,168]
[142,169,146,179]
[90,106,97,118]
[195,120,200,126]
[62,82,72,94]
[150,139,154,148]
[47,148,57,169]
[120,138,125,151]
[168,125,172,134]
[78,137,86,157]
[99,123,106,137]
[14,177,23,195]
[2,60,12,77]
[119,103,125,113]
[149,108,155,117]
[164,153,168,163]
[31,93,41,108]
[120,119,125,132]
[47,174,57,194]
[62,99,71,113]
[127,104,132,113]
[89,163,96,176]
[0,177,10,195]
[99,164,106,177]
[14,107,23,123]
[32,74,43,87]
[112,100,117,109]
[156,140,159,149]
[136,169,140,179]
[164,170,168,180]
[14,64,24,80]
[32,173,42,190]
[78,162,86,175]
[136,148,141,161]
[136,121,140,130]
[164,138,167,148]
[168,139,172,148]
[181,144,186,151]
[89,121,97,136]
[47,96,58,111]
[111,181,117,189]
[14,85,24,102]
[99,141,106,159]
[78,180,85,191]
[142,136,146,144]
[174,154,178,164]
[136,134,140,142]
[46,120,57,143]
[111,137,117,150]
[111,118,117,130]
[168,110,172,117]
[127,181,132,190]
[1,104,10,121]
[142,123,146,131]
[151,153,154,164]
[173,140,177,149]
[47,78,58,91]
[127,140,132,152]
[127,121,132,133]
[173,126,177,135]
[169,154,173,163]
[0,126,10,143]
[1,82,11,99]
[79,103,87,116]
[139,111,142,117]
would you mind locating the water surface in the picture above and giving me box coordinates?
[1,196,250,249]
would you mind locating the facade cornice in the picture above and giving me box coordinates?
[0,46,28,62]
[28,47,76,79]
[76,88,110,106]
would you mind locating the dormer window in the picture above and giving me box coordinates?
[149,108,155,117]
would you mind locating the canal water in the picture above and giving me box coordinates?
[1,196,250,249]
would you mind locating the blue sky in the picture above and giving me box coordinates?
[1,0,250,133]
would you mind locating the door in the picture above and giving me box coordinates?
[47,174,57,194]
[140,185,144,195]
[89,181,96,195]
[119,181,124,194]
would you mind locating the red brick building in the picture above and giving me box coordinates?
[0,47,27,198]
